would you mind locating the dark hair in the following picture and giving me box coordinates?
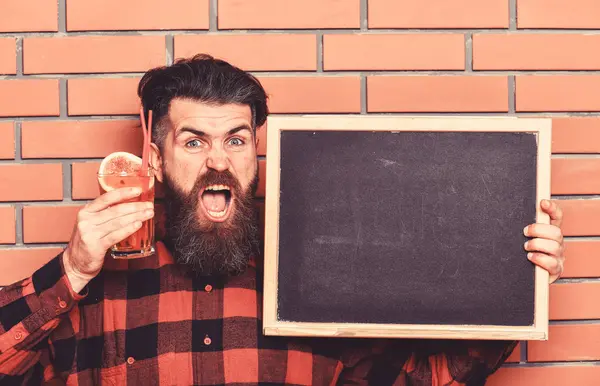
[137,53,269,150]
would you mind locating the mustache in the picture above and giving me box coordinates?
[194,169,242,196]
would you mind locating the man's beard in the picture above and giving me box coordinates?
[162,168,260,277]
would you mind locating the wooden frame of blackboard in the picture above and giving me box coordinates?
[263,115,552,341]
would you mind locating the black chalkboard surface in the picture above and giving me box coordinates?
[263,116,552,341]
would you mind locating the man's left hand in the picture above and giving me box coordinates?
[523,199,565,284]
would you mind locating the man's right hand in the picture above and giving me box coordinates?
[62,187,155,293]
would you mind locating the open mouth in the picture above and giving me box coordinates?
[200,184,234,222]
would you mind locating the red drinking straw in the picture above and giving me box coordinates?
[140,107,150,175]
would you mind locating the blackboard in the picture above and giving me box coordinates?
[263,116,552,341]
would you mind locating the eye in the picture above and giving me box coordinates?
[228,137,245,146]
[186,139,202,148]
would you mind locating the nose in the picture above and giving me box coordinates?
[206,146,229,172]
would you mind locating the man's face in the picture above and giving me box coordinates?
[150,98,260,275]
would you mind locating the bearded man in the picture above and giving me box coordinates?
[0,54,565,385]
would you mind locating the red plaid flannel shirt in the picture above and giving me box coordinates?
[0,241,516,385]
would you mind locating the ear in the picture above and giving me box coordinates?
[149,143,164,183]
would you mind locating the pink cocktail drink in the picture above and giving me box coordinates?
[97,154,156,259]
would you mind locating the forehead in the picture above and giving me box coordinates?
[167,98,252,134]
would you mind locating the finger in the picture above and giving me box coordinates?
[524,238,562,257]
[528,252,563,280]
[84,187,142,213]
[524,223,563,243]
[541,199,563,228]
[91,201,153,226]
[96,209,154,239]
[101,220,145,248]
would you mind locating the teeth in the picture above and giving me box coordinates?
[205,184,230,191]
[208,209,227,218]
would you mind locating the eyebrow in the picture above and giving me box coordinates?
[177,124,253,138]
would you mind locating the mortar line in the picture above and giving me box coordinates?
[465,33,473,72]
[360,75,367,114]
[360,0,368,30]
[550,319,600,325]
[519,341,528,363]
[14,122,22,160]
[6,29,600,37]
[4,111,600,124]
[16,38,23,76]
[15,204,23,245]
[508,76,516,114]
[317,33,324,72]
[166,35,174,65]
[62,162,73,202]
[209,0,218,31]
[0,243,68,250]
[59,79,68,118]
[58,0,66,33]
[502,360,600,368]
[509,0,517,30]
[8,70,600,80]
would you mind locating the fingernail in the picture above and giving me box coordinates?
[132,188,142,195]
[146,209,154,217]
[527,252,533,260]
[523,226,529,236]
[146,202,153,209]
[524,241,529,249]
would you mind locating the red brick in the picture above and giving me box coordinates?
[559,199,600,236]
[0,248,63,286]
[506,343,521,363]
[552,117,600,154]
[529,324,600,362]
[516,76,600,112]
[0,122,14,160]
[24,36,165,74]
[67,0,208,31]
[175,35,316,71]
[258,76,361,113]
[0,0,58,32]
[562,240,600,278]
[0,164,63,202]
[23,205,81,243]
[368,76,508,112]
[474,34,600,70]
[218,0,359,29]
[551,158,600,195]
[550,282,600,320]
[0,79,59,117]
[324,34,464,71]
[68,78,140,116]
[0,206,15,244]
[369,0,508,28]
[0,38,16,75]
[488,365,600,386]
[22,120,143,159]
[72,162,101,200]
[518,0,600,29]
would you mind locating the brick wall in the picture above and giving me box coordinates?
[1,1,599,384]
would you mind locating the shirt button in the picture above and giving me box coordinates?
[58,300,67,309]
[14,331,23,340]
[203,336,212,346]
[127,357,135,365]
[204,284,212,293]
